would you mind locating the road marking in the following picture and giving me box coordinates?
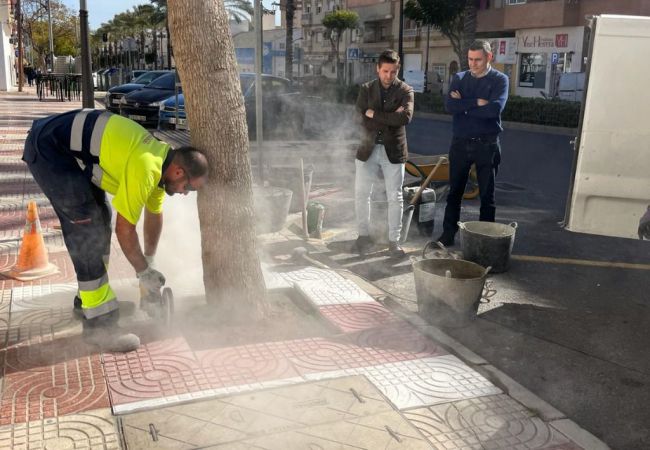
[512,254,650,271]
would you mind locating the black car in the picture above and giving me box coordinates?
[105,70,171,113]
[119,72,180,127]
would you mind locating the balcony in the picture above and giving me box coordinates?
[477,0,581,32]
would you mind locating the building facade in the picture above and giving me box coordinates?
[291,0,649,97]
[0,0,17,91]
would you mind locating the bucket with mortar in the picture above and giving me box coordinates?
[458,221,517,273]
[413,242,490,326]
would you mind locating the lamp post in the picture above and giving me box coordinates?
[47,0,54,71]
[79,0,94,108]
[398,0,404,80]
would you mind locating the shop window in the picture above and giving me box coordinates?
[431,64,445,81]
[506,0,526,4]
[304,64,311,74]
[519,53,546,88]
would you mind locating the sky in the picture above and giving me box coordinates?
[60,0,277,30]
[61,0,149,29]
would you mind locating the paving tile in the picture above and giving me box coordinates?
[2,307,79,349]
[0,355,110,425]
[261,263,293,290]
[0,408,120,450]
[305,355,502,410]
[404,394,584,450]
[195,341,303,388]
[120,375,430,449]
[104,336,211,407]
[294,276,377,305]
[318,302,399,332]
[237,410,433,449]
[9,283,77,312]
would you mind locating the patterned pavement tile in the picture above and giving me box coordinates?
[295,276,376,306]
[195,343,303,388]
[3,308,79,349]
[0,355,110,425]
[304,355,502,410]
[404,394,584,450]
[0,407,120,450]
[9,283,77,312]
[343,320,448,359]
[104,336,212,407]
[318,302,399,332]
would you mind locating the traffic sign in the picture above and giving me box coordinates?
[347,48,360,61]
[551,52,559,64]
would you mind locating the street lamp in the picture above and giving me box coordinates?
[79,0,94,108]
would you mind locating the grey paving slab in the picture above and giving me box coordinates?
[304,355,502,410]
[0,408,120,450]
[120,375,432,449]
[9,283,77,312]
[404,394,584,450]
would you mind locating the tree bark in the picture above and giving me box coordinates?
[167,0,267,321]
[284,0,295,81]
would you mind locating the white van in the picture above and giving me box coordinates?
[564,15,650,239]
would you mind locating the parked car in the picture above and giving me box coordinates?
[130,70,149,82]
[158,73,304,138]
[104,70,172,113]
[119,72,180,128]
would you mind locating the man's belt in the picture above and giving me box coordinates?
[454,135,498,144]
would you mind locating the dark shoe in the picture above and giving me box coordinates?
[436,233,455,247]
[73,295,83,318]
[82,310,140,352]
[388,241,406,258]
[353,235,373,254]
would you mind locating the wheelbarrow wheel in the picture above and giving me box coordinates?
[463,167,480,199]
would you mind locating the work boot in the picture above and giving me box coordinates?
[388,241,406,258]
[82,309,140,353]
[436,232,455,247]
[353,235,373,254]
[73,295,83,318]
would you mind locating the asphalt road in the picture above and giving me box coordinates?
[322,117,650,449]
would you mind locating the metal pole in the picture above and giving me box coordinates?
[79,0,94,108]
[398,0,404,79]
[254,0,264,182]
[17,0,24,91]
[47,0,54,71]
[424,25,430,92]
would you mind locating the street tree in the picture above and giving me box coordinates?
[322,9,359,84]
[404,0,477,71]
[21,0,78,69]
[167,0,267,321]
[284,0,296,81]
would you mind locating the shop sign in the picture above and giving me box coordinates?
[490,38,517,65]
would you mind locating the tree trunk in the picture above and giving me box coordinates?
[460,0,477,71]
[284,0,295,81]
[167,0,267,321]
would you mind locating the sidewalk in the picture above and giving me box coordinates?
[0,87,607,449]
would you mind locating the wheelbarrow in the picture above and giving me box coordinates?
[405,155,480,200]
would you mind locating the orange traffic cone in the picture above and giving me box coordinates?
[3,201,58,281]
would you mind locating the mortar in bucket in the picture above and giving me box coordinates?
[458,221,517,273]
[413,242,490,327]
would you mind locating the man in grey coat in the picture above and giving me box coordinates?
[354,49,414,257]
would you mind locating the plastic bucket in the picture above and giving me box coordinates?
[458,221,518,273]
[413,253,489,326]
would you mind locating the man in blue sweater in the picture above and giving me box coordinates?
[437,40,509,246]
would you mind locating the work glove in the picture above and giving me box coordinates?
[144,255,155,269]
[638,206,650,240]
[137,266,166,294]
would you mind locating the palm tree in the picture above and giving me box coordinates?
[225,0,254,23]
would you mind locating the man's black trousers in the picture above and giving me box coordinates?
[442,136,501,236]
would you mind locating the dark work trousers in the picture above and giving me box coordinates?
[442,136,501,236]
[22,117,112,289]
